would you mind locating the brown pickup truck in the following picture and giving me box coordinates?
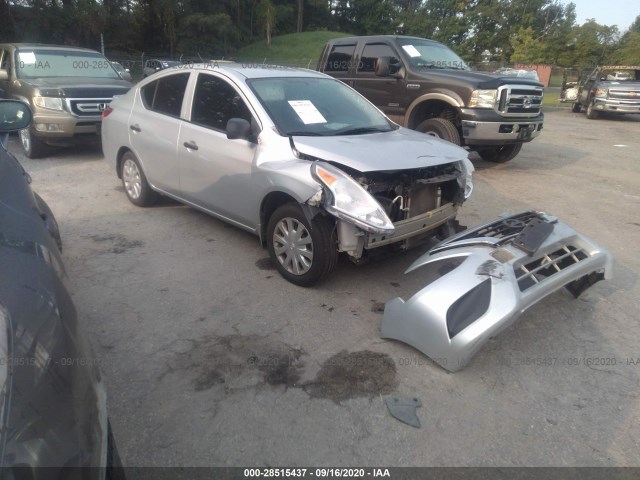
[0,43,132,158]
[318,35,544,163]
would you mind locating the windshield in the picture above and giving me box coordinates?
[602,69,640,82]
[396,38,468,70]
[248,77,395,136]
[15,49,120,79]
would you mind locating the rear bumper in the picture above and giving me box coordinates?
[381,212,613,372]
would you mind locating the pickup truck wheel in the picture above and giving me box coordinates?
[477,143,523,163]
[19,127,49,159]
[416,118,461,145]
[120,151,158,207]
[586,101,600,119]
[267,204,337,287]
[571,102,582,113]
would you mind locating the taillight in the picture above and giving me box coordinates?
[102,106,114,118]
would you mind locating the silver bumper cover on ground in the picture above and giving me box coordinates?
[381,212,613,372]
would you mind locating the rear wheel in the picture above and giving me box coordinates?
[586,101,600,119]
[571,102,582,113]
[476,143,523,163]
[267,204,337,287]
[415,118,461,145]
[120,151,158,207]
[19,127,49,159]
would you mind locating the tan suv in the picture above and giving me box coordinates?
[0,43,132,158]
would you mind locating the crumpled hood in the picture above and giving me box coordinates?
[292,127,469,173]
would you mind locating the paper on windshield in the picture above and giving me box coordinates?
[402,45,421,58]
[18,52,37,64]
[288,100,327,124]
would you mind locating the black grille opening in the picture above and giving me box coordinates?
[514,245,588,291]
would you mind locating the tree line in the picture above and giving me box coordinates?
[1,0,639,67]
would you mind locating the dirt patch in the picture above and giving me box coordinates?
[255,257,276,270]
[371,301,385,314]
[88,233,145,254]
[162,334,305,392]
[304,350,398,403]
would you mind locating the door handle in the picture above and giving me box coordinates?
[183,141,198,151]
[129,124,141,132]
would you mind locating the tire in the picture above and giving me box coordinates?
[120,151,158,207]
[266,204,337,287]
[19,127,49,159]
[586,101,600,119]
[476,143,523,163]
[571,102,582,113]
[415,118,461,145]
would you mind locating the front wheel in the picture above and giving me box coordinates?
[571,102,582,113]
[586,101,600,119]
[120,151,158,207]
[19,127,49,159]
[267,204,337,287]
[415,118,461,146]
[476,143,523,163]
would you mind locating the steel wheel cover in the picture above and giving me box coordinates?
[122,158,142,199]
[273,217,314,275]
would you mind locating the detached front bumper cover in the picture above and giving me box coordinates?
[381,212,613,372]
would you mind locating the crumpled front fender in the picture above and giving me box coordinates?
[381,211,614,372]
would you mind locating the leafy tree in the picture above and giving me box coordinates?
[567,19,619,67]
[511,27,546,63]
[257,0,277,46]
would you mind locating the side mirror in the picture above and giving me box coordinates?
[375,56,401,78]
[226,118,251,140]
[0,100,32,132]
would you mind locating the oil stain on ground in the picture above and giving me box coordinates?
[162,334,305,392]
[303,350,398,403]
[162,335,398,402]
[88,233,145,254]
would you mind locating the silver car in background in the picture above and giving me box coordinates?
[101,63,473,286]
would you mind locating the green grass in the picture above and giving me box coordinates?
[543,91,571,108]
[233,30,351,68]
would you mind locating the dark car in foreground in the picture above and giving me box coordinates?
[0,43,132,158]
[0,100,122,475]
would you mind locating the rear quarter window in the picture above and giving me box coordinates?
[140,73,190,117]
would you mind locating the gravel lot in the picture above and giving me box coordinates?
[10,109,640,467]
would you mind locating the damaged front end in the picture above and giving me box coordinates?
[310,159,473,260]
[381,211,613,372]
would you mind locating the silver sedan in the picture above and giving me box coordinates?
[101,63,473,286]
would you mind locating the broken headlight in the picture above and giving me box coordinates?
[311,162,394,235]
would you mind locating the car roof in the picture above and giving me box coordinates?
[165,62,327,80]
[2,43,101,53]
[328,35,442,45]
[600,65,640,70]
